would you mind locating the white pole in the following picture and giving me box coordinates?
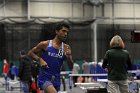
[91,6,97,63]
[94,22,97,64]
[27,0,30,20]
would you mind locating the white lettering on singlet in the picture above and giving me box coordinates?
[48,48,63,58]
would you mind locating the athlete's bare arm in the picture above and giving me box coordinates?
[64,44,73,70]
[27,41,49,67]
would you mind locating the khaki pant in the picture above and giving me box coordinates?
[108,80,129,93]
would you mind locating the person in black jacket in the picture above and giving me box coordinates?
[102,35,132,93]
[18,50,32,93]
[31,60,40,87]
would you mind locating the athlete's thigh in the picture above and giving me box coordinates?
[45,84,57,93]
[42,81,57,93]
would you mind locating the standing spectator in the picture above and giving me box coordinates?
[89,62,96,81]
[18,50,32,93]
[3,59,9,90]
[82,60,90,82]
[102,35,132,93]
[72,62,80,87]
[3,59,9,80]
[10,62,14,79]
[8,62,17,80]
[31,60,40,87]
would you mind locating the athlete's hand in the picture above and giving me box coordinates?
[64,45,73,70]
[39,58,49,68]
[65,46,71,57]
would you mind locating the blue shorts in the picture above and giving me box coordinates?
[39,81,60,92]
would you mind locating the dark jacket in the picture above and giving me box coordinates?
[18,55,32,82]
[102,47,132,80]
[31,60,40,77]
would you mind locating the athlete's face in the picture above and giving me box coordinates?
[56,26,69,42]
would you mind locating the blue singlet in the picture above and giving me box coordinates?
[38,40,65,91]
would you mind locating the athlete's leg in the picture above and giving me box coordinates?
[44,85,57,93]
[42,81,57,93]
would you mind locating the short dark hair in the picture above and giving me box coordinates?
[55,22,70,31]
